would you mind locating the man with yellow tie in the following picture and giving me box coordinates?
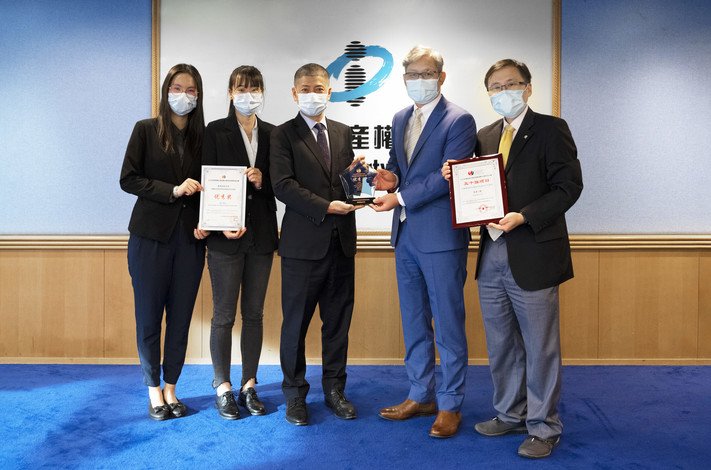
[444,59,583,458]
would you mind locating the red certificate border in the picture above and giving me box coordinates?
[448,153,509,229]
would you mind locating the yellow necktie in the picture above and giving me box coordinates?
[498,124,514,166]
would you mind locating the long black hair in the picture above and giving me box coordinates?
[157,63,205,157]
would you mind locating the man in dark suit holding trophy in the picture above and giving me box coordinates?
[270,63,361,426]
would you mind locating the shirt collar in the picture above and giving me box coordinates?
[238,119,258,134]
[300,112,327,131]
[503,105,529,131]
[412,93,442,122]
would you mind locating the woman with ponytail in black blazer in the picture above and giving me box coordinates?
[202,66,278,420]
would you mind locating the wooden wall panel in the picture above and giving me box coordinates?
[560,252,599,358]
[104,251,135,357]
[199,268,213,361]
[0,251,104,358]
[348,251,403,362]
[599,251,698,359]
[259,259,284,364]
[0,252,21,356]
[2,246,710,364]
[698,254,711,357]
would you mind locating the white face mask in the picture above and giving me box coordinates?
[232,92,264,116]
[490,89,526,119]
[168,92,197,116]
[405,78,440,105]
[297,93,329,117]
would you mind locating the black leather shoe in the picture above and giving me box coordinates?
[167,400,188,418]
[325,387,356,420]
[215,391,241,420]
[148,402,171,421]
[285,397,308,426]
[238,387,266,416]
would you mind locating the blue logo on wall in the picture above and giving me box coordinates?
[327,41,393,107]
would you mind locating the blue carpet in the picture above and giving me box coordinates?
[1,365,709,469]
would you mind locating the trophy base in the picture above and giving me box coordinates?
[346,197,375,206]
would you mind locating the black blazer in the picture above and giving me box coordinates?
[202,116,278,255]
[270,113,356,260]
[474,109,583,291]
[120,118,202,244]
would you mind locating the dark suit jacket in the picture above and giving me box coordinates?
[120,118,202,244]
[386,96,477,252]
[202,116,278,255]
[270,113,356,260]
[475,108,583,291]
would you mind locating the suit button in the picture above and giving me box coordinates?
[247,195,253,200]
[182,204,186,208]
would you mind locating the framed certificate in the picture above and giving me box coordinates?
[448,153,508,228]
[198,165,247,231]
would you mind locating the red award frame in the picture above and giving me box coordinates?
[448,153,508,228]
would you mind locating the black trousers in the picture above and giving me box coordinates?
[127,226,205,387]
[279,231,355,400]
[207,249,273,389]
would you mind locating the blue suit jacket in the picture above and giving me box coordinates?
[386,96,477,252]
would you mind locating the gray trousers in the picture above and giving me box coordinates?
[477,235,563,439]
[207,249,273,389]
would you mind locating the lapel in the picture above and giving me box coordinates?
[506,108,536,172]
[254,117,269,170]
[224,116,252,167]
[395,107,413,176]
[293,113,331,177]
[409,96,447,167]
[486,121,504,156]
[326,118,341,180]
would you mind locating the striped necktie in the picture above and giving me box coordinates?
[399,109,423,223]
[405,108,423,163]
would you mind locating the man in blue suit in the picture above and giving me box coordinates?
[372,45,477,438]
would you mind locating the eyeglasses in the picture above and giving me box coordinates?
[487,81,528,94]
[169,85,198,96]
[403,70,440,80]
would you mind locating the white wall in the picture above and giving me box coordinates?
[161,0,554,231]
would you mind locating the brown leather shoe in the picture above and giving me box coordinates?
[379,399,437,421]
[429,410,462,438]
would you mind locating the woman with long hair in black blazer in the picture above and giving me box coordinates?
[120,63,208,420]
[202,66,278,419]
